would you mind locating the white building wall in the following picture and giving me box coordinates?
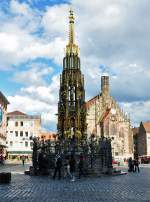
[6,117,41,157]
[146,132,150,155]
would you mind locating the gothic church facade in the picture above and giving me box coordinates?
[86,75,133,160]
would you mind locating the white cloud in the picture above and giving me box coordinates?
[10,0,42,32]
[13,63,53,86]
[0,26,65,69]
[0,33,19,53]
[120,101,150,126]
[8,72,60,129]
[7,92,58,130]
[0,1,66,69]
[42,4,68,38]
[10,0,29,15]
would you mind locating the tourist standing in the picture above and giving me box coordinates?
[64,157,72,179]
[22,155,25,166]
[128,157,134,172]
[78,155,84,179]
[38,152,43,172]
[134,158,140,173]
[53,155,62,180]
[69,154,76,181]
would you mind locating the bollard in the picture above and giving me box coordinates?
[0,172,11,183]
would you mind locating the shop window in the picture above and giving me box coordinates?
[15,131,18,137]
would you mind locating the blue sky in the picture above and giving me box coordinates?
[1,0,150,131]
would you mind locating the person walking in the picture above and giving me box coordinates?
[78,154,84,179]
[69,154,76,182]
[53,155,62,180]
[134,158,140,173]
[22,155,25,166]
[64,157,72,179]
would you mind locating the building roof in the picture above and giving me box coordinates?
[7,111,27,116]
[85,95,99,109]
[142,122,150,133]
[39,132,57,141]
[0,91,9,104]
[7,111,41,120]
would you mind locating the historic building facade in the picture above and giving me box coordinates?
[132,127,139,158]
[57,10,86,139]
[0,91,9,155]
[86,75,133,160]
[137,122,150,157]
[6,111,41,159]
[39,131,57,141]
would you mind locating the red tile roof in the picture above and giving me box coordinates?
[7,111,27,116]
[143,122,150,133]
[85,95,99,109]
[39,132,57,141]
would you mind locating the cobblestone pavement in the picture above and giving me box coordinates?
[0,164,150,202]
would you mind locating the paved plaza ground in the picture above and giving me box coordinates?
[0,164,150,202]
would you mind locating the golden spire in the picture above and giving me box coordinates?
[66,9,79,55]
[69,9,75,44]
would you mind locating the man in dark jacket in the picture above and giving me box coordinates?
[53,155,62,179]
[134,158,140,173]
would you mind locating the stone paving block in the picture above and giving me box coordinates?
[0,165,150,202]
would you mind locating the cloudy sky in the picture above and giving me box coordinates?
[0,0,150,131]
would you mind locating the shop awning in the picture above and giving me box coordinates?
[8,151,32,154]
